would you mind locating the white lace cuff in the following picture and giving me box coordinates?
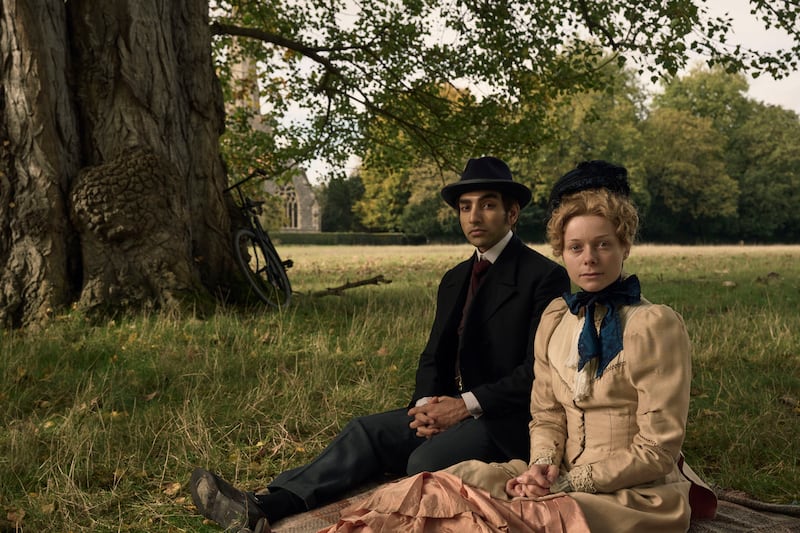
[529,447,558,467]
[567,464,596,493]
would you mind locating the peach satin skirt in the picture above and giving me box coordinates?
[317,471,590,533]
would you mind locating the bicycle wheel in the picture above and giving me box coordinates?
[233,228,292,307]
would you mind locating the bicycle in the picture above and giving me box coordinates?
[224,168,293,308]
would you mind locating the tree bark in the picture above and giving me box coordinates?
[1,0,80,327]
[1,0,236,327]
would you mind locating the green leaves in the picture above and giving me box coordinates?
[211,0,800,180]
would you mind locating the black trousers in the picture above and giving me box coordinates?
[267,407,508,509]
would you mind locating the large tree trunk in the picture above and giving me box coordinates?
[1,0,236,327]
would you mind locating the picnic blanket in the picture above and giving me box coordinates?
[272,485,800,533]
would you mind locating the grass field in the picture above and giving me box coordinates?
[1,243,799,531]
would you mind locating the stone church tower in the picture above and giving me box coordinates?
[229,56,321,232]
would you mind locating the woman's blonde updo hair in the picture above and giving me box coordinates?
[545,160,638,257]
[546,189,639,257]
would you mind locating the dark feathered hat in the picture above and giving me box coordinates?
[547,160,630,217]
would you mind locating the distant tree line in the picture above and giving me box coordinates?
[317,66,800,244]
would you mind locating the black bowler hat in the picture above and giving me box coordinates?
[441,156,532,209]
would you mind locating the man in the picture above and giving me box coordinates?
[190,156,570,532]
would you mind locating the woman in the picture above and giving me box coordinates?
[308,160,716,533]
[490,160,717,531]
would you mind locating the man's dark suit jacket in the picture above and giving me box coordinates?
[411,234,570,460]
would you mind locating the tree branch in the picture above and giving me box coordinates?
[576,0,619,50]
[308,275,392,297]
[210,22,343,75]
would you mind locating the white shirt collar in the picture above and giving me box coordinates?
[475,230,513,264]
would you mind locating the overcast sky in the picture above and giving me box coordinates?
[704,0,799,113]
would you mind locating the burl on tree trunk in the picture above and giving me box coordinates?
[69,148,205,312]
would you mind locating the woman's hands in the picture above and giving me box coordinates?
[505,464,560,498]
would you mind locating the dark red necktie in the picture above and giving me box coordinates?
[456,257,491,390]
[458,258,491,337]
[469,258,491,296]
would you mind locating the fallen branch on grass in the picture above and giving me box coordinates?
[310,275,392,297]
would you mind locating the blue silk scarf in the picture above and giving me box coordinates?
[563,275,642,378]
